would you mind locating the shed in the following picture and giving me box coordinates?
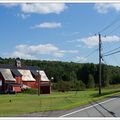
[39,70,51,94]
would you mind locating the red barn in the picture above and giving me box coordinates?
[0,58,51,94]
[0,68,21,93]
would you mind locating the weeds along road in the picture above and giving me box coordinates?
[21,94,120,117]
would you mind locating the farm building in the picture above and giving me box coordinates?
[0,58,51,94]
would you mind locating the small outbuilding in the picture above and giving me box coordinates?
[39,70,51,94]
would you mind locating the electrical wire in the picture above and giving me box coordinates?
[106,24,120,35]
[84,48,98,59]
[98,14,120,34]
[104,46,120,55]
[102,34,120,66]
[104,50,120,57]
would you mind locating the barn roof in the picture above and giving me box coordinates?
[39,70,50,82]
[0,64,40,70]
[11,69,22,77]
[30,70,39,76]
[0,68,16,81]
[18,69,36,81]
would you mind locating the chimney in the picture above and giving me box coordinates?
[15,58,21,67]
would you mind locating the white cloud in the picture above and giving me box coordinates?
[1,3,67,14]
[21,3,67,14]
[81,35,120,48]
[31,22,62,29]
[94,3,120,14]
[74,56,87,63]
[9,44,79,59]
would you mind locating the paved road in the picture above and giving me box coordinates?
[60,95,120,117]
[20,94,120,117]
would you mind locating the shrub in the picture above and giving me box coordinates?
[22,88,38,94]
[74,80,86,91]
[87,74,95,88]
[57,80,71,92]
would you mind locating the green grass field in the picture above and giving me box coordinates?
[0,86,120,116]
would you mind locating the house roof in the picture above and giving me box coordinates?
[11,69,22,77]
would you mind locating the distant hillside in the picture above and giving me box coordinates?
[0,57,120,89]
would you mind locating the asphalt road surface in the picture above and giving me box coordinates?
[20,94,120,117]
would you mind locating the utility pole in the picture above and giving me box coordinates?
[99,33,102,95]
[38,73,40,96]
[37,70,40,96]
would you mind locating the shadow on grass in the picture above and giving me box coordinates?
[91,89,120,98]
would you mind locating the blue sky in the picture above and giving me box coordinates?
[1,3,120,66]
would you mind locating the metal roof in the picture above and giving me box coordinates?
[0,64,40,70]
[18,69,36,81]
[39,70,50,82]
[0,68,16,81]
[11,69,22,77]
[30,70,39,76]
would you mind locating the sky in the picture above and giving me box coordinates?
[1,3,120,66]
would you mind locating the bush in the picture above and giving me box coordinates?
[22,88,38,94]
[74,80,86,91]
[87,74,95,88]
[51,83,58,90]
[57,80,71,92]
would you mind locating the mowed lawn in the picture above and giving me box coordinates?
[0,87,120,116]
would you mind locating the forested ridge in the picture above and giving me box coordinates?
[0,57,120,91]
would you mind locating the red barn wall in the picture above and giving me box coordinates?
[40,81,51,94]
[13,86,21,92]
[23,81,37,88]
[15,76,22,84]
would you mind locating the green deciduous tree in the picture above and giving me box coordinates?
[87,74,95,88]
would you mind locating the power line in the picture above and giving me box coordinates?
[103,51,120,66]
[104,46,120,55]
[84,48,98,59]
[98,14,120,34]
[106,24,120,35]
[104,50,120,57]
[102,35,120,66]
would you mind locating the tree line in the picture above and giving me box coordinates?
[0,57,120,91]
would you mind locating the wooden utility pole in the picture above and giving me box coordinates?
[99,34,102,95]
[37,71,40,96]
